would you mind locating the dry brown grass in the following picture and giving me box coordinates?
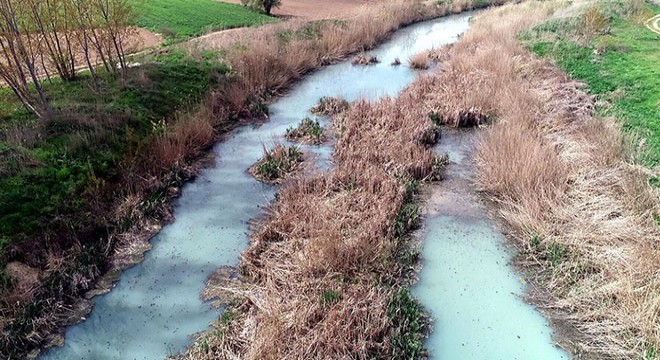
[2,0,515,357]
[184,0,510,113]
[178,3,527,358]
[352,53,380,66]
[403,1,660,357]
[408,51,429,70]
[582,4,610,40]
[310,96,350,116]
[179,31,453,359]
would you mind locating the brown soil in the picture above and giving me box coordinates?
[218,0,382,20]
[131,27,163,51]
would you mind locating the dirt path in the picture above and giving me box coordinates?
[646,13,660,36]
[217,0,381,20]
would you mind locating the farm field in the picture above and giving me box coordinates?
[131,0,277,42]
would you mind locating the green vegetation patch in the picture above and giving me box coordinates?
[250,143,303,183]
[130,0,277,43]
[0,51,228,252]
[525,2,660,167]
[285,117,325,144]
[387,288,428,359]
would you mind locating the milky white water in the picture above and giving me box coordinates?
[413,130,570,360]
[40,13,477,360]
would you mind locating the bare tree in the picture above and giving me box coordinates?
[0,0,135,117]
[0,0,50,118]
[27,0,79,82]
[72,0,100,90]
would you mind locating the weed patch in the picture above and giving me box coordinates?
[250,143,303,183]
[387,288,428,359]
[285,117,325,144]
[310,97,350,116]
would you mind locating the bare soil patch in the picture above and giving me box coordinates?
[218,0,382,20]
[133,27,163,50]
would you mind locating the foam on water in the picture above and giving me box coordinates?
[40,13,474,360]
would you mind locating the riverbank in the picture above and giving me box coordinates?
[418,1,660,358]
[0,0,508,358]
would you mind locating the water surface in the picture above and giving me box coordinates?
[413,130,570,360]
[40,13,474,360]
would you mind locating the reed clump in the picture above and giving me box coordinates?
[310,96,350,117]
[406,1,660,357]
[285,117,325,145]
[250,142,303,184]
[179,43,450,360]
[408,52,429,70]
[352,53,379,66]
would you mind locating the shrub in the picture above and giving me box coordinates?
[241,0,281,15]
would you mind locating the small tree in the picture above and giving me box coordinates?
[241,0,281,16]
[0,0,51,118]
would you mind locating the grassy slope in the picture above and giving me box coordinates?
[527,3,660,167]
[0,52,226,263]
[131,0,276,42]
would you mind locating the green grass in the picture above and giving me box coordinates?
[130,0,277,43]
[253,144,302,181]
[526,3,660,167]
[387,288,427,359]
[0,51,228,250]
[319,290,342,306]
[285,117,325,144]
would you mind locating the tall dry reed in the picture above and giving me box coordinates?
[2,0,514,357]
[402,1,660,357]
[178,33,457,360]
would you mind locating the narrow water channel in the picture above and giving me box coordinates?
[40,13,475,360]
[413,129,569,359]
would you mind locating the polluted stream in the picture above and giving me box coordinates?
[412,129,569,359]
[41,12,567,360]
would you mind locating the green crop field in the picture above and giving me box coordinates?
[131,0,277,43]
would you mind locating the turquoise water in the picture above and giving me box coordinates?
[40,13,475,360]
[413,130,570,360]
